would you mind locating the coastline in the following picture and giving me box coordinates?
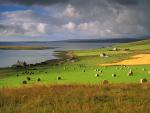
[0,50,72,69]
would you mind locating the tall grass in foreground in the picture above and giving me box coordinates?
[1,84,150,113]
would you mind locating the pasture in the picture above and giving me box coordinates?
[0,39,150,87]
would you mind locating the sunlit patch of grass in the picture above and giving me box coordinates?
[1,84,150,113]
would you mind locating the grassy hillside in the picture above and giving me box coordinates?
[0,39,150,113]
[0,39,150,87]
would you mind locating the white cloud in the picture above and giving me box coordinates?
[63,4,80,18]
[36,23,47,33]
[78,21,99,31]
[0,10,48,35]
[62,22,76,30]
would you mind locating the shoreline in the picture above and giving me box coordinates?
[0,50,73,69]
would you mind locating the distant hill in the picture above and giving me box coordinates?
[64,37,150,43]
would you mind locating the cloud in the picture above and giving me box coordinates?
[0,10,49,35]
[0,0,69,6]
[36,23,47,33]
[0,0,150,41]
[62,4,80,18]
[62,22,76,31]
[0,0,141,6]
[78,21,99,31]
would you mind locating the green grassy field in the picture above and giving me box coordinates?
[0,39,150,113]
[0,39,150,87]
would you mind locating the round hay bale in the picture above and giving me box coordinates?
[112,74,117,77]
[113,48,118,51]
[95,69,100,72]
[140,78,147,84]
[95,74,99,77]
[102,80,109,85]
[148,71,150,74]
[57,76,61,80]
[142,68,146,71]
[37,78,41,82]
[100,53,106,57]
[128,70,133,76]
[22,80,27,84]
[27,76,31,81]
[99,70,103,73]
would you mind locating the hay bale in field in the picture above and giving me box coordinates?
[22,80,27,84]
[100,53,108,57]
[128,69,133,76]
[123,48,130,51]
[112,74,117,77]
[101,80,109,85]
[142,68,146,71]
[57,76,61,80]
[95,69,97,71]
[95,69,101,72]
[37,78,41,82]
[71,60,75,63]
[95,74,99,77]
[140,78,147,84]
[148,71,150,74]
[113,48,119,51]
[27,76,31,81]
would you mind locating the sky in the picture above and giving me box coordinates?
[0,0,150,41]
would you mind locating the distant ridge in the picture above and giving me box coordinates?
[0,37,149,44]
[64,37,150,43]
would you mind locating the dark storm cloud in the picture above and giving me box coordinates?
[0,0,150,41]
[0,0,141,6]
[0,0,69,5]
[110,0,139,6]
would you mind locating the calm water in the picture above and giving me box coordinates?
[0,41,117,67]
